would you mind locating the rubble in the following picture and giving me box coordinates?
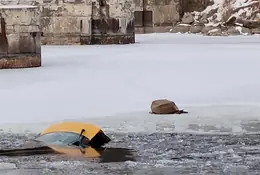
[181,13,195,24]
[170,0,260,36]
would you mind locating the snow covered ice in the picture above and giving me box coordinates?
[0,33,260,134]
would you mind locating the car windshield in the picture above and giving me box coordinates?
[36,132,81,146]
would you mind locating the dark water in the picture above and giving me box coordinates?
[1,132,260,174]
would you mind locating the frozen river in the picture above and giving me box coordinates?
[1,132,260,174]
[2,107,260,174]
[0,33,260,174]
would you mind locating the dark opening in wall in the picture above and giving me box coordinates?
[134,10,153,27]
[143,11,153,27]
[110,18,119,33]
[134,11,143,27]
[99,0,105,7]
[80,20,83,32]
[0,17,8,55]
[30,32,37,37]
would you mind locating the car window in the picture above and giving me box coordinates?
[36,132,81,146]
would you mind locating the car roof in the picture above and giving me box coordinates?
[40,121,102,140]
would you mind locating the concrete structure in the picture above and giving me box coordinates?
[134,0,180,33]
[0,0,135,45]
[0,0,212,45]
[40,0,92,45]
[91,0,135,44]
[41,0,135,45]
[0,5,41,69]
[134,0,212,34]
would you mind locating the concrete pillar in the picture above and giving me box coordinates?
[0,5,41,69]
[40,0,93,45]
[41,0,135,45]
[91,0,135,44]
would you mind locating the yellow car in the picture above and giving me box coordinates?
[0,122,136,162]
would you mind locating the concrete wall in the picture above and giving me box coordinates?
[0,0,135,45]
[134,0,180,33]
[0,0,213,44]
[41,0,135,44]
[0,5,41,68]
[90,0,135,44]
[0,6,41,54]
[40,0,92,45]
[134,0,212,34]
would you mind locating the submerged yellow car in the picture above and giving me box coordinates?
[0,122,136,162]
[38,121,111,149]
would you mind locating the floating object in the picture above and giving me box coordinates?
[151,99,188,114]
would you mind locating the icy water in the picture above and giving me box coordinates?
[1,132,260,175]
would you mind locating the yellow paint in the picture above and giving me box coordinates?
[48,145,101,158]
[40,121,102,140]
